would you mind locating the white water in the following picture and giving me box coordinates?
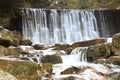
[61,47,88,64]
[22,8,100,44]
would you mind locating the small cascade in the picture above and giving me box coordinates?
[61,47,88,64]
[70,47,88,62]
[22,8,100,44]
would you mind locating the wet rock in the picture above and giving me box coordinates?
[0,59,38,80]
[0,26,14,47]
[64,47,73,54]
[0,69,17,80]
[59,76,80,80]
[87,43,112,62]
[33,44,45,50]
[112,33,120,56]
[108,72,120,80]
[61,66,80,74]
[41,54,62,64]
[19,45,35,54]
[20,39,32,45]
[42,63,53,74]
[6,46,20,56]
[53,44,71,50]
[94,59,107,64]
[72,38,106,47]
[0,59,53,80]
[106,56,120,66]
[18,45,37,58]
[53,44,73,54]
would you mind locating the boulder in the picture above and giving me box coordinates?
[94,59,107,64]
[41,54,62,64]
[72,38,106,47]
[0,59,53,80]
[0,46,21,57]
[112,33,120,56]
[20,39,32,45]
[64,47,73,54]
[19,45,36,57]
[87,43,112,62]
[108,72,120,80]
[33,44,46,50]
[106,56,120,66]
[61,66,80,74]
[0,69,17,80]
[53,44,71,50]
[95,56,120,66]
[19,45,35,54]
[0,26,14,47]
[6,46,20,56]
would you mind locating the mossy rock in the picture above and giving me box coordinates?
[33,44,45,50]
[0,59,37,80]
[53,44,71,50]
[72,38,106,47]
[112,33,120,56]
[0,59,53,80]
[6,46,20,56]
[41,54,62,64]
[20,39,32,45]
[87,43,112,62]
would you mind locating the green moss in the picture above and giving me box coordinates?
[0,59,53,80]
[0,59,37,80]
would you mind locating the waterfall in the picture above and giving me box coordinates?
[98,10,110,37]
[61,47,88,64]
[22,8,100,44]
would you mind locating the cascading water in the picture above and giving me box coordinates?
[97,10,110,37]
[61,47,88,64]
[22,8,100,44]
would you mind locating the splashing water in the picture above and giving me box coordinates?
[61,47,88,64]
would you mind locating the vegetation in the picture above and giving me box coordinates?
[0,0,120,27]
[0,0,120,17]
